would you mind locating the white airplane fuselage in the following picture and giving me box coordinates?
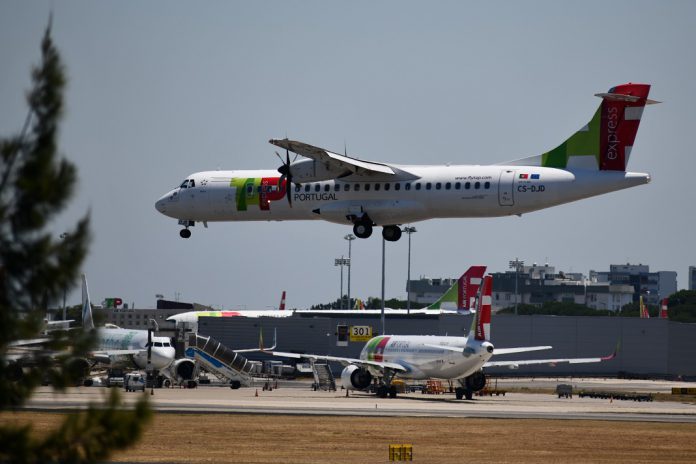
[358,335,493,381]
[97,328,175,371]
[155,165,649,227]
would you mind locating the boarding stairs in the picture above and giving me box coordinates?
[311,360,336,391]
[185,334,253,388]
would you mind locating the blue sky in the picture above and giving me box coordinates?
[1,1,694,309]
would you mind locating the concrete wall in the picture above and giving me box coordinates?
[197,313,696,378]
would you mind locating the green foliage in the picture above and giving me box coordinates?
[666,290,696,323]
[0,21,151,463]
[498,302,615,317]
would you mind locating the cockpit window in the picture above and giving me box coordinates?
[179,179,191,189]
[189,179,195,188]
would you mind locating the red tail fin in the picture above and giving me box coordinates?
[279,291,286,310]
[460,266,487,311]
[596,83,653,171]
[474,275,492,341]
[660,298,669,319]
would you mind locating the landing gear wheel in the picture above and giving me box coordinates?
[389,385,398,398]
[382,225,402,242]
[180,228,191,239]
[465,390,473,400]
[455,387,465,400]
[376,385,389,398]
[353,222,373,239]
[230,380,241,389]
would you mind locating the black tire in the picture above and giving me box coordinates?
[465,390,474,400]
[382,225,402,242]
[230,380,241,389]
[455,387,465,400]
[376,385,388,398]
[180,228,191,239]
[353,222,373,239]
[389,385,397,398]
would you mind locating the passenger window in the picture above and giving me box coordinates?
[314,184,321,192]
[295,185,301,192]
[334,183,340,192]
[324,184,330,192]
[455,182,461,189]
[475,182,481,189]
[384,183,390,191]
[426,183,432,190]
[405,183,410,191]
[344,184,350,192]
[485,181,490,189]
[445,182,451,190]
[304,185,311,192]
[415,183,421,190]
[375,183,381,191]
[394,183,401,191]
[247,185,254,195]
[354,184,360,191]
[465,182,471,190]
[435,182,441,190]
[365,184,371,191]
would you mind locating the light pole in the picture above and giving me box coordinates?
[334,257,349,309]
[59,232,68,321]
[508,258,525,315]
[402,226,417,314]
[344,234,355,309]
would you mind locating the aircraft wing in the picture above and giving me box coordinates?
[484,347,618,368]
[91,349,141,357]
[421,344,552,355]
[269,350,407,372]
[269,139,396,177]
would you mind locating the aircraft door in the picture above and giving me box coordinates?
[498,170,515,206]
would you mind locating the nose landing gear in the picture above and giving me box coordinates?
[178,220,195,239]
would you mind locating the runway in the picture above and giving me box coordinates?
[23,378,696,423]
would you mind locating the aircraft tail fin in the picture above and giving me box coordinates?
[502,83,657,171]
[426,266,487,311]
[660,298,669,319]
[468,275,492,342]
[279,291,286,311]
[81,274,95,330]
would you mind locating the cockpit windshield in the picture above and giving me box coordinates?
[179,179,190,189]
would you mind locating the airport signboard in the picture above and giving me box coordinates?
[350,325,373,342]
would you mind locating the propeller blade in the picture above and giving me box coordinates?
[285,148,293,207]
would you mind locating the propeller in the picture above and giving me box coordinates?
[275,146,294,207]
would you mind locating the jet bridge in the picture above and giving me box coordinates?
[185,333,254,388]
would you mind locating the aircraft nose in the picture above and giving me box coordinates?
[155,195,167,214]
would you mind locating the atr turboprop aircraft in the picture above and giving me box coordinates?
[269,275,617,400]
[155,83,658,240]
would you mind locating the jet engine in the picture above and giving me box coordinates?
[169,358,196,382]
[340,365,372,391]
[464,369,487,392]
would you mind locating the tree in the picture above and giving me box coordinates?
[0,21,151,463]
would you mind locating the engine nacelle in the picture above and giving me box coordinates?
[464,370,487,392]
[290,158,350,183]
[169,358,196,381]
[340,365,372,391]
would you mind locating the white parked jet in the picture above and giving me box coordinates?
[81,275,175,372]
[155,83,657,240]
[269,275,616,399]
[166,265,486,325]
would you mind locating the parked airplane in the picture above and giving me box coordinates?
[269,275,616,400]
[81,275,175,373]
[166,265,486,325]
[155,83,657,240]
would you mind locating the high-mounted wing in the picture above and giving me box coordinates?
[269,350,407,372]
[269,139,396,177]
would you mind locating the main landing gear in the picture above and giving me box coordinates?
[349,215,402,242]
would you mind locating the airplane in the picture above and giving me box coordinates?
[155,83,657,241]
[166,265,486,325]
[79,274,176,376]
[268,275,617,400]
